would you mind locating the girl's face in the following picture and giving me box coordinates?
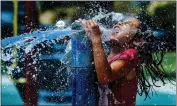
[109,18,140,47]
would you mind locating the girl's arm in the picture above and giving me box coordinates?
[92,36,130,85]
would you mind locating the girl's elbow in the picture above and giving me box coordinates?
[98,81,108,85]
[97,77,110,85]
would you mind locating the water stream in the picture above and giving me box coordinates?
[1,11,176,105]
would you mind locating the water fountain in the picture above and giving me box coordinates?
[2,28,83,105]
[2,11,175,105]
[71,22,99,106]
[2,12,125,105]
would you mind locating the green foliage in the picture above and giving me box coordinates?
[147,1,176,32]
[147,1,176,16]
[162,52,176,77]
[141,52,176,77]
[113,1,139,13]
[55,6,79,20]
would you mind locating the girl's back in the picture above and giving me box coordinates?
[108,48,140,106]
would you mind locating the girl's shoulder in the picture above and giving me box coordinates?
[120,48,138,61]
[123,48,138,56]
[109,48,138,64]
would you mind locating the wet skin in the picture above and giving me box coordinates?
[78,18,141,83]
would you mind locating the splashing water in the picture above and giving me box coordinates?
[56,20,66,29]
[2,11,137,104]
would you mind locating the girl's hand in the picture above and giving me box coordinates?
[77,19,101,41]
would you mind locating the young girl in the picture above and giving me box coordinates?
[79,18,173,106]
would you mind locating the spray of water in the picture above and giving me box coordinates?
[2,10,136,104]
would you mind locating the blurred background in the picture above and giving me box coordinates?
[1,1,176,105]
[2,1,176,39]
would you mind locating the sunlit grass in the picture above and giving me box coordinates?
[162,52,176,77]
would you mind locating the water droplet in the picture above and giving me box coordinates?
[32,75,35,78]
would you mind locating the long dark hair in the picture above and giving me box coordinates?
[134,22,175,100]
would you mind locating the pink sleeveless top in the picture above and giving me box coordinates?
[99,48,140,106]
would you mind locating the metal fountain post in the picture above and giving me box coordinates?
[71,22,99,106]
[24,48,39,106]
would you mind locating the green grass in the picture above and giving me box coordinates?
[161,52,176,77]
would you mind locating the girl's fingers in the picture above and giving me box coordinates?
[85,21,89,29]
[86,20,91,28]
[92,20,98,28]
[88,20,93,27]
[82,20,98,31]
[87,20,97,28]
[90,20,96,28]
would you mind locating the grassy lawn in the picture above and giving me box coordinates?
[162,52,176,77]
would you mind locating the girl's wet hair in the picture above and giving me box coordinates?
[133,21,175,100]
